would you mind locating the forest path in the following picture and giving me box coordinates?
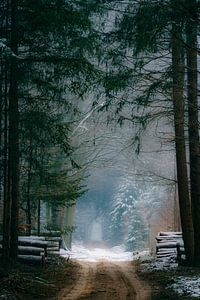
[58,260,151,300]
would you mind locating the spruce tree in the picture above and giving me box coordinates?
[185,0,200,265]
[99,0,199,264]
[0,0,101,262]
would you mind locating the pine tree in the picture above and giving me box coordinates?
[99,0,199,264]
[171,0,194,262]
[0,0,101,263]
[110,178,148,249]
[185,0,200,265]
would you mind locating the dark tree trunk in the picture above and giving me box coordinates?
[2,0,11,264]
[37,198,41,236]
[9,0,19,261]
[2,60,11,263]
[26,135,33,236]
[0,60,3,212]
[171,0,194,263]
[185,0,200,266]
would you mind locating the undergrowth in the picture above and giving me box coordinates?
[138,262,200,300]
[0,256,78,300]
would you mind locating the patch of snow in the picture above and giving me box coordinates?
[0,39,17,58]
[142,257,178,272]
[132,250,152,262]
[61,243,134,262]
[170,276,200,298]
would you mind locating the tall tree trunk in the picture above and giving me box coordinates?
[2,0,11,264]
[185,0,200,265]
[173,182,181,231]
[2,60,11,263]
[62,205,76,249]
[9,0,19,261]
[0,60,3,214]
[37,198,41,236]
[171,0,194,263]
[26,135,33,236]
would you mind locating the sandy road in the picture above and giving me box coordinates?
[58,260,151,300]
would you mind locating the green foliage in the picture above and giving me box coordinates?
[94,0,179,157]
[0,0,103,234]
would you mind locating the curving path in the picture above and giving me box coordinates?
[58,260,151,300]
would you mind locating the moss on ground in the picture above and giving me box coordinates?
[0,256,79,300]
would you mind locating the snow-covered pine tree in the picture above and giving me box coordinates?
[109,177,147,250]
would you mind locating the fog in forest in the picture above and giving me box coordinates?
[73,114,177,253]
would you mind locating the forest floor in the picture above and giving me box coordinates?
[56,260,151,300]
[0,244,152,300]
[2,247,200,299]
[138,258,200,299]
[0,256,79,300]
[57,244,200,299]
[0,258,151,300]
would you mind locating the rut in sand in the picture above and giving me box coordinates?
[58,260,151,300]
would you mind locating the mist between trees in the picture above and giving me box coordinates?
[0,0,200,266]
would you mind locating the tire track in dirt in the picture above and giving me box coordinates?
[95,261,137,300]
[105,261,132,299]
[57,261,151,300]
[58,262,96,300]
[113,261,151,300]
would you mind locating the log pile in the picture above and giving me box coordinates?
[0,234,62,265]
[156,231,183,259]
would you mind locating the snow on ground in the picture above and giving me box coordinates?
[141,257,200,298]
[61,243,134,262]
[132,250,152,262]
[142,257,178,272]
[61,244,200,298]
[60,243,200,298]
[170,276,200,298]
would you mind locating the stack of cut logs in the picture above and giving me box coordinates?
[0,235,62,265]
[156,231,183,259]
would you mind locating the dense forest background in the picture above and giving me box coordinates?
[0,0,200,267]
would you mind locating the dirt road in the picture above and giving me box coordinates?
[58,261,151,300]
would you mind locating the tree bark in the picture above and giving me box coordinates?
[9,0,19,261]
[2,59,11,263]
[0,60,3,209]
[185,0,200,266]
[26,135,33,236]
[37,198,41,236]
[171,0,194,263]
[2,0,11,264]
